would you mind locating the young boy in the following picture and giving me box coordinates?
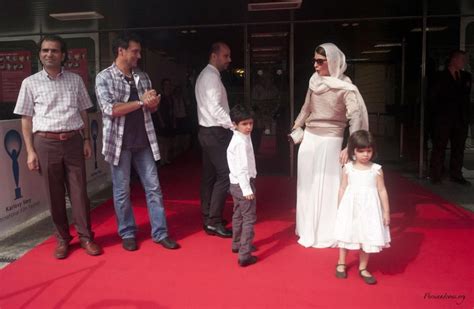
[227,104,258,267]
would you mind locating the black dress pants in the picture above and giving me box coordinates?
[34,134,93,243]
[198,126,232,226]
[430,122,468,180]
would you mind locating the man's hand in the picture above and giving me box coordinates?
[83,140,92,159]
[145,93,160,112]
[140,90,159,111]
[27,151,40,171]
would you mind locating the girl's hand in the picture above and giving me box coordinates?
[383,211,390,226]
[339,147,348,165]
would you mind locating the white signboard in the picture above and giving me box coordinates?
[85,113,111,195]
[0,120,50,237]
[0,115,111,239]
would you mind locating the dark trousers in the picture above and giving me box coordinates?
[34,134,93,243]
[230,181,256,260]
[430,122,468,180]
[198,126,232,226]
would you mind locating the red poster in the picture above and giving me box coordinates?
[0,51,32,102]
[64,48,89,88]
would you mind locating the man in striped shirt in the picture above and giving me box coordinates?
[14,35,102,259]
[95,32,179,251]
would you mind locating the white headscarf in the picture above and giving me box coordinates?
[309,43,369,130]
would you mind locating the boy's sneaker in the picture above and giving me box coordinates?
[238,255,258,267]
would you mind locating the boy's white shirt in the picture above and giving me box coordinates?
[227,130,257,196]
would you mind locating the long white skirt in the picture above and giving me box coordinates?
[296,130,343,248]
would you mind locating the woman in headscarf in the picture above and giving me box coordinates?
[293,43,369,248]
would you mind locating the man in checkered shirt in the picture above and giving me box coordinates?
[14,35,102,259]
[95,32,180,251]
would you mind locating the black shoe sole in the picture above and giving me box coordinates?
[122,239,138,251]
[204,229,232,238]
[153,240,181,250]
[238,256,258,267]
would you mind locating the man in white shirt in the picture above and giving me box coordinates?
[195,42,233,238]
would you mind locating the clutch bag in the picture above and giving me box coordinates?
[289,127,304,144]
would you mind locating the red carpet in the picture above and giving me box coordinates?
[0,152,473,308]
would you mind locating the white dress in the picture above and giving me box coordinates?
[334,162,391,253]
[296,130,343,248]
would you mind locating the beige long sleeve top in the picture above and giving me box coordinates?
[294,88,363,137]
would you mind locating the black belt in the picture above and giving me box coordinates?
[199,125,227,130]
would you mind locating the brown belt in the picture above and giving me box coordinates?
[36,130,80,141]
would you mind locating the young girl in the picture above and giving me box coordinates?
[334,130,390,285]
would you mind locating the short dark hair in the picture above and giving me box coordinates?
[230,104,254,125]
[209,42,228,59]
[38,35,67,54]
[347,130,377,161]
[315,46,326,57]
[112,32,142,58]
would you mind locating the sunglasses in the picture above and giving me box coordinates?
[312,58,327,65]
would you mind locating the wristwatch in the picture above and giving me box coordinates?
[137,100,144,107]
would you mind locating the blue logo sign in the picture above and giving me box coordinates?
[91,120,99,169]
[4,130,22,199]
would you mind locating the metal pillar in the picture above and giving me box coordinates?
[244,25,250,107]
[400,37,406,158]
[289,12,295,177]
[418,0,427,178]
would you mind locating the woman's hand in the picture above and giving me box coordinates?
[339,147,349,165]
[383,211,390,226]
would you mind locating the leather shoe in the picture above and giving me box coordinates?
[238,255,258,267]
[232,245,257,254]
[154,237,180,250]
[204,224,232,238]
[335,264,347,279]
[449,176,471,186]
[359,269,377,285]
[122,238,138,251]
[54,242,69,259]
[80,240,102,256]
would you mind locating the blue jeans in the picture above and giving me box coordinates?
[110,146,168,241]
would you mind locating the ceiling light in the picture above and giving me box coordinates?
[252,47,283,52]
[410,26,447,32]
[347,58,371,62]
[374,43,402,48]
[351,23,359,26]
[190,29,197,33]
[252,53,281,58]
[342,23,349,27]
[181,30,188,34]
[251,32,288,38]
[361,50,391,54]
[248,0,302,11]
[49,11,104,21]
[252,61,278,64]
